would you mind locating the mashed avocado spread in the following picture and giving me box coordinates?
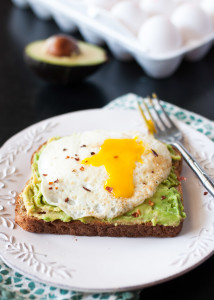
[22,140,186,227]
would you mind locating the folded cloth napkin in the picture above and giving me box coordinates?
[0,93,213,300]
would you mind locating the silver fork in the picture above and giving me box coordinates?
[138,97,214,197]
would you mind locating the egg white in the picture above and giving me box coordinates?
[38,131,172,220]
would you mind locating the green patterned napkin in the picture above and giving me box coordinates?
[0,262,136,300]
[0,93,213,300]
[105,94,214,142]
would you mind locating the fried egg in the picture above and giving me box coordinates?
[38,131,172,220]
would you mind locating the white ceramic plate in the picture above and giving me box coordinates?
[0,109,213,292]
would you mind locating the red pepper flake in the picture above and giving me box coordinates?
[84,160,88,163]
[55,187,58,190]
[204,191,208,195]
[75,154,78,156]
[65,156,70,159]
[132,209,141,218]
[83,186,91,192]
[54,179,59,183]
[65,197,69,202]
[38,211,46,214]
[48,187,53,190]
[49,182,53,185]
[80,166,85,171]
[149,200,154,207]
[161,196,166,200]
[151,149,158,157]
[63,148,67,151]
[91,152,95,155]
[152,170,154,173]
[80,145,86,148]
[42,174,48,176]
[132,212,138,218]
[178,176,187,181]
[105,186,113,193]
[75,158,80,161]
[114,156,119,159]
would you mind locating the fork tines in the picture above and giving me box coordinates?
[140,96,177,134]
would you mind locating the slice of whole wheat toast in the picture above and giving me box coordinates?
[15,146,184,237]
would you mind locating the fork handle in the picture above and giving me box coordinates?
[172,141,214,197]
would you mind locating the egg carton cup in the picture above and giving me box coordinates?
[11,0,214,78]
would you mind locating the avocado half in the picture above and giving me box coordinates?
[25,40,108,84]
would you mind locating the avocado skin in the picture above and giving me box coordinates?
[25,54,107,84]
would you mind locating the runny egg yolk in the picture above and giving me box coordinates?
[82,138,144,198]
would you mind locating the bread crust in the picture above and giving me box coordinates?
[15,146,184,237]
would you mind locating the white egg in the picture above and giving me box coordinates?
[111,0,147,35]
[172,0,201,4]
[171,3,213,44]
[140,0,176,16]
[138,16,182,56]
[85,0,122,10]
[38,131,172,220]
[172,0,186,5]
[200,0,214,26]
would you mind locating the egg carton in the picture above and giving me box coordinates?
[11,0,214,78]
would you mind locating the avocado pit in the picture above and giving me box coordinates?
[45,35,80,57]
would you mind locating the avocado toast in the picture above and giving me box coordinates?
[15,134,186,237]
